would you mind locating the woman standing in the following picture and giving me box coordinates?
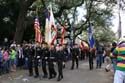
[2,47,10,73]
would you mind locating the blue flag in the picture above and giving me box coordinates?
[88,23,94,48]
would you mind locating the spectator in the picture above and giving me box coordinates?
[0,47,3,75]
[2,47,10,73]
[17,44,24,69]
[10,47,17,72]
[111,38,125,83]
[110,42,117,73]
[96,42,105,69]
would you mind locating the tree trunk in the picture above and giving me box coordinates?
[14,11,26,44]
[14,0,35,44]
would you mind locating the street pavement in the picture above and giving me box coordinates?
[0,60,113,83]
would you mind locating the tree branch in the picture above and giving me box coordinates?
[54,0,84,17]
[74,0,94,37]
[41,0,47,9]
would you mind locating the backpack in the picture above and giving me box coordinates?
[97,45,104,53]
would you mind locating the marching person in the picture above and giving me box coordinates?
[33,43,42,78]
[70,44,79,70]
[48,44,57,79]
[42,43,49,78]
[24,44,34,76]
[89,48,94,70]
[56,44,64,81]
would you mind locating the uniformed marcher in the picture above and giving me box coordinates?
[42,43,49,78]
[34,43,42,78]
[89,48,94,70]
[25,44,34,76]
[70,44,79,70]
[48,44,57,79]
[56,44,64,81]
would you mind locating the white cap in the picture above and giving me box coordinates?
[118,37,125,44]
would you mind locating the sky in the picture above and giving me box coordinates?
[77,4,125,38]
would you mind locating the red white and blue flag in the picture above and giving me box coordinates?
[60,26,65,45]
[45,6,57,45]
[34,16,42,43]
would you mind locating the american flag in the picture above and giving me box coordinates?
[34,16,42,43]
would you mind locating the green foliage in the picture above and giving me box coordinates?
[0,0,120,43]
[0,0,20,40]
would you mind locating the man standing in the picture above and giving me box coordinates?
[110,42,117,73]
[111,38,125,83]
[96,42,104,69]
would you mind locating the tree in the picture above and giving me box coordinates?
[14,0,36,44]
[0,0,119,44]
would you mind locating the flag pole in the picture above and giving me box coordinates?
[35,8,38,58]
[118,0,122,39]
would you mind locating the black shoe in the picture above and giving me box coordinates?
[61,76,63,79]
[57,78,61,81]
[70,68,74,70]
[43,75,47,78]
[29,74,33,76]
[48,77,53,79]
[63,65,65,68]
[105,68,110,72]
[53,74,57,78]
[34,75,39,78]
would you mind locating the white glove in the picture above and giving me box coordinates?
[25,58,28,61]
[45,57,48,59]
[37,56,40,59]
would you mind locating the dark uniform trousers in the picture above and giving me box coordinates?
[57,60,63,80]
[42,48,49,77]
[48,60,56,78]
[71,48,79,69]
[28,58,33,76]
[34,58,39,76]
[56,50,64,81]
[71,56,78,69]
[42,59,48,77]
[89,52,93,70]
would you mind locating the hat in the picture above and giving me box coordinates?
[118,37,125,44]
[112,42,117,47]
